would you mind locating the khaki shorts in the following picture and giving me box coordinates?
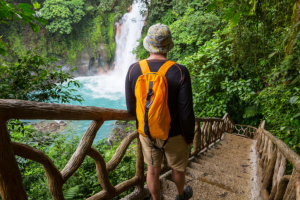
[139,134,189,172]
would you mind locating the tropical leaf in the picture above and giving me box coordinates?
[288,29,300,53]
[30,22,40,33]
[33,2,41,9]
[291,74,300,85]
[17,3,33,11]
[268,50,279,58]
[282,21,300,47]
[289,96,299,104]
[248,0,258,15]
[230,11,242,27]
[63,185,80,199]
[223,7,236,21]
[206,0,218,13]
[243,106,260,118]
[292,113,300,119]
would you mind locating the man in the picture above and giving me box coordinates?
[125,23,195,200]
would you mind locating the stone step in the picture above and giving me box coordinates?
[201,151,253,167]
[142,133,260,200]
[162,194,173,200]
[200,149,253,166]
[185,166,251,197]
[161,177,248,200]
[196,154,254,176]
[192,157,252,181]
[208,145,254,158]
[188,161,252,183]
[222,133,254,141]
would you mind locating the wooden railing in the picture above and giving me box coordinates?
[3,99,300,200]
[256,121,300,200]
[0,99,235,200]
[234,124,258,139]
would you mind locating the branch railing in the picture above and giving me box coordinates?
[256,120,300,200]
[0,99,235,200]
[234,124,258,139]
[3,99,300,199]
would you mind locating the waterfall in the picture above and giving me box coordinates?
[25,1,147,142]
[75,1,146,100]
[114,1,147,78]
[64,1,147,141]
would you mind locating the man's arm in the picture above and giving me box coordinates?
[178,66,195,144]
[125,66,136,116]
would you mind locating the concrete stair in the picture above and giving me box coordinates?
[156,133,261,200]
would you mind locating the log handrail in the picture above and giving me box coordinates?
[256,120,300,200]
[0,99,135,121]
[3,99,300,199]
[0,99,235,200]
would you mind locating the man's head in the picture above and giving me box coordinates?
[143,23,174,54]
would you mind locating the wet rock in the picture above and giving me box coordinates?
[30,120,69,133]
[127,5,132,12]
[109,121,136,142]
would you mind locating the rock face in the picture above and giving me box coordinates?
[108,121,136,143]
[49,43,113,77]
[31,120,69,133]
[74,44,113,76]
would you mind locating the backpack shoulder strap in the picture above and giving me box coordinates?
[157,61,176,76]
[139,59,151,74]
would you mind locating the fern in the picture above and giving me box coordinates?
[291,74,300,85]
[63,185,80,200]
[243,106,260,118]
[282,21,300,50]
[288,28,300,53]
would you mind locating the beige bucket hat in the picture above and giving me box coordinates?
[143,23,174,54]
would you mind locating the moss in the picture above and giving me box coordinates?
[90,15,105,49]
[1,0,133,66]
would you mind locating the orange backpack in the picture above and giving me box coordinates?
[135,59,175,141]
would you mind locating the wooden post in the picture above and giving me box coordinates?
[274,175,291,200]
[283,168,298,200]
[136,137,145,187]
[201,122,208,149]
[0,118,27,200]
[61,120,103,182]
[296,173,300,200]
[206,121,212,148]
[191,123,200,156]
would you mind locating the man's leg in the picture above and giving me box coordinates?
[172,168,185,195]
[147,165,161,200]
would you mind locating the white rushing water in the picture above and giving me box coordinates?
[63,1,147,141]
[75,1,146,99]
[114,2,147,79]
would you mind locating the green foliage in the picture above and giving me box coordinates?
[137,0,300,155]
[0,1,47,28]
[134,0,223,61]
[41,0,86,34]
[64,185,80,199]
[0,50,83,103]
[0,0,47,56]
[9,129,138,199]
[0,0,132,67]
[167,4,223,61]
[188,0,300,154]
[180,28,262,123]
